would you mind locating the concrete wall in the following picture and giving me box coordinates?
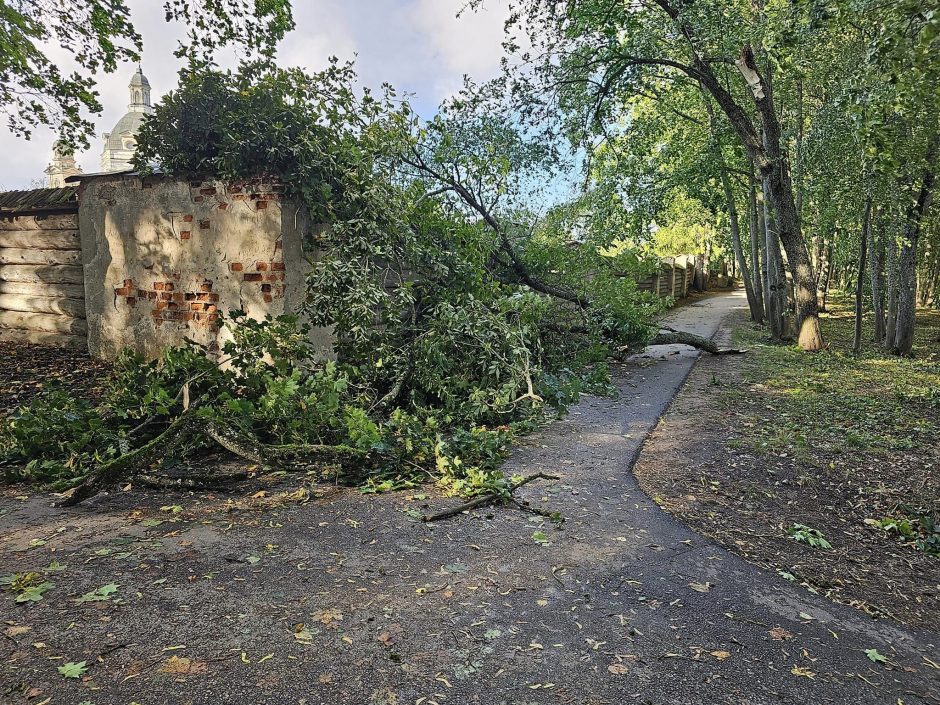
[79,174,329,360]
[0,212,87,347]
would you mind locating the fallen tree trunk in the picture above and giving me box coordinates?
[648,329,746,355]
[203,420,371,482]
[57,414,373,507]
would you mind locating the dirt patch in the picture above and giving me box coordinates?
[633,305,940,632]
[0,342,111,415]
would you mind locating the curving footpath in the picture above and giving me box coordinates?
[1,290,937,704]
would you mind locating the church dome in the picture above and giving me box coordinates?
[100,67,153,171]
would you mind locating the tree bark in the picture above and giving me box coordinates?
[748,180,765,317]
[853,199,871,354]
[892,133,938,356]
[762,176,787,340]
[884,231,899,348]
[867,207,887,344]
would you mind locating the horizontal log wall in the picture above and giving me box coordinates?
[0,212,86,349]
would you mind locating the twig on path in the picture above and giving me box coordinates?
[422,472,560,522]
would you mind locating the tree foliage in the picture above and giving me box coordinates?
[0,0,293,148]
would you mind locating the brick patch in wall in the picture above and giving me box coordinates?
[115,277,220,329]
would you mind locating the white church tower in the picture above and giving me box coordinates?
[45,141,82,188]
[100,67,153,172]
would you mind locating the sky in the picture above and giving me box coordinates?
[0,0,513,191]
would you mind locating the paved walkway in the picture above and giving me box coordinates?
[1,291,937,704]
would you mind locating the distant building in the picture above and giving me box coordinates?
[45,142,82,188]
[100,67,152,172]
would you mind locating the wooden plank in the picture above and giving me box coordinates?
[0,310,87,335]
[0,294,85,318]
[0,327,86,349]
[0,248,80,266]
[0,281,85,299]
[0,214,78,231]
[0,264,84,284]
[0,230,81,250]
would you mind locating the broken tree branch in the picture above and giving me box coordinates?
[422,472,560,522]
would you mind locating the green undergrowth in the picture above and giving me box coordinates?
[726,295,940,462]
[0,313,616,498]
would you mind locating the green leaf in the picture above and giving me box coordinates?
[58,661,88,678]
[15,582,54,603]
[75,583,120,603]
[865,648,887,664]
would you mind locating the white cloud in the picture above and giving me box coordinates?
[407,0,511,98]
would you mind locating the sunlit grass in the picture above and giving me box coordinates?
[729,294,939,462]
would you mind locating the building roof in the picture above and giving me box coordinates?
[0,187,78,214]
[103,111,148,151]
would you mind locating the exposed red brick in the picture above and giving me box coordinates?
[153,282,165,291]
[218,202,228,211]
[164,283,174,292]
[243,273,263,282]
[266,273,285,282]
[271,262,285,271]
[199,281,213,292]
[274,240,283,251]
[180,231,191,240]
[208,293,220,302]
[126,297,136,306]
[148,291,157,301]
[200,187,217,196]
[255,261,268,271]
[114,286,132,296]
[193,196,204,203]
[183,214,194,223]
[263,293,273,303]
[123,278,133,287]
[256,200,268,210]
[199,219,210,230]
[191,302,204,311]
[155,301,167,311]
[172,292,184,303]
[185,293,196,301]
[160,292,172,301]
[137,289,147,298]
[206,305,217,313]
[229,262,243,272]
[233,194,247,201]
[261,284,272,293]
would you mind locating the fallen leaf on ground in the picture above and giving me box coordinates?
[160,656,207,676]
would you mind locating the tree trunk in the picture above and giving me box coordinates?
[762,176,787,340]
[867,207,887,344]
[646,5,823,350]
[724,172,761,322]
[892,133,938,356]
[748,180,765,316]
[884,232,899,348]
[743,47,823,350]
[853,199,871,354]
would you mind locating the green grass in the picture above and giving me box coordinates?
[728,294,940,464]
